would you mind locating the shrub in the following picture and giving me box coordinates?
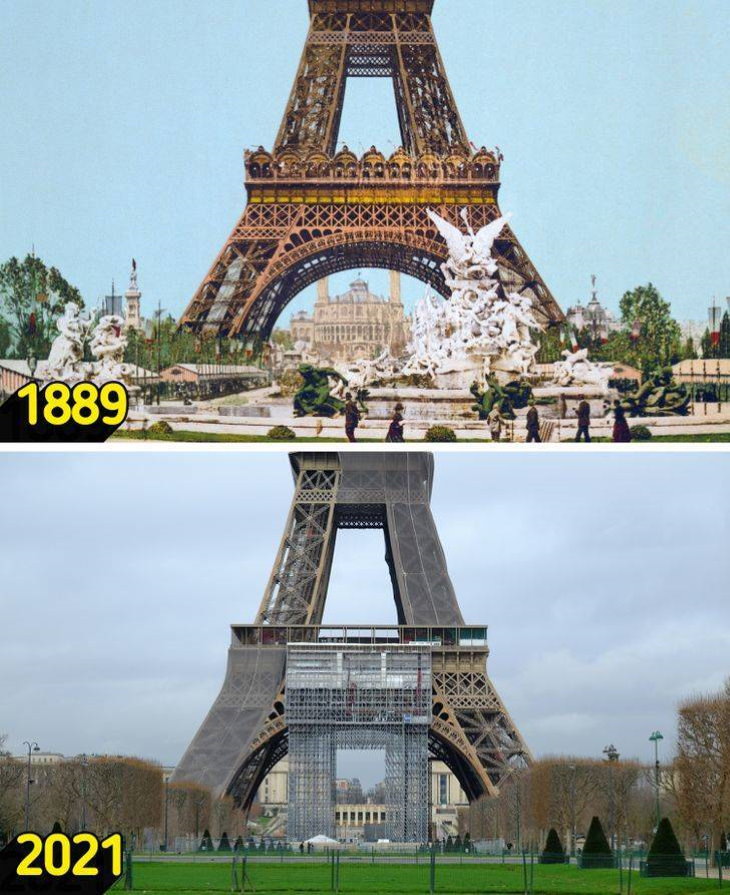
[218,832,232,852]
[267,425,296,441]
[425,425,457,442]
[630,424,652,441]
[644,818,688,877]
[147,420,173,436]
[199,829,214,852]
[540,827,566,864]
[580,816,614,869]
[276,369,301,398]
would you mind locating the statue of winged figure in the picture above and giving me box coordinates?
[402,209,541,385]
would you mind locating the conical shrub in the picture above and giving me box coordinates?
[218,831,232,852]
[199,828,214,851]
[645,818,688,877]
[540,827,566,864]
[580,816,614,869]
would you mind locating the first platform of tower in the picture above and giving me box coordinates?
[309,1,436,13]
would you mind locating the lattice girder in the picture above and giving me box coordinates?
[182,196,562,339]
[172,454,532,819]
[179,0,563,338]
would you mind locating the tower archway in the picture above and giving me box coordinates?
[179,1,564,337]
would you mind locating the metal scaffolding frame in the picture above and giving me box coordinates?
[286,644,431,842]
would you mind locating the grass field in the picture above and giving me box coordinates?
[115,859,723,894]
[114,430,730,444]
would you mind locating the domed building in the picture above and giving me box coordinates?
[565,275,621,342]
[289,272,410,364]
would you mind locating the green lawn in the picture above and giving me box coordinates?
[116,859,721,894]
[113,430,480,443]
[570,434,730,443]
[113,428,730,444]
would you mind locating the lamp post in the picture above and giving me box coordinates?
[80,753,88,830]
[603,744,619,851]
[649,731,664,830]
[163,774,170,852]
[569,764,577,858]
[23,741,40,830]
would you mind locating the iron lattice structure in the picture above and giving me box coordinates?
[179,0,563,339]
[286,644,430,841]
[171,453,532,824]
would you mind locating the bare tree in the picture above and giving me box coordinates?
[0,735,24,839]
[676,678,730,857]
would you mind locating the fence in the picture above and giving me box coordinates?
[114,847,727,893]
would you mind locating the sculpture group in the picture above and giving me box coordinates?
[333,209,609,396]
[43,303,129,385]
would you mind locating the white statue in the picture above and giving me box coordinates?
[338,347,400,390]
[552,347,611,391]
[400,209,541,387]
[44,303,92,383]
[90,315,129,384]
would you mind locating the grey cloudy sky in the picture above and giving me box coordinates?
[1,451,728,784]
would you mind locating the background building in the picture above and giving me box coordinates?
[565,275,621,341]
[288,272,410,363]
[257,758,467,843]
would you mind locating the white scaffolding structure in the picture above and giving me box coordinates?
[286,643,431,843]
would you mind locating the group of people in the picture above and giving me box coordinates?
[344,393,404,443]
[484,397,633,443]
[343,394,634,443]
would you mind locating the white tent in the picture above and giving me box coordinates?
[305,834,340,846]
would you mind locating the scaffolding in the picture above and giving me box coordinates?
[286,644,431,843]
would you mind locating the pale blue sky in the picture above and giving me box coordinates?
[1,452,728,781]
[2,0,729,326]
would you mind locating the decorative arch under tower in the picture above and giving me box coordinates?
[179,0,564,341]
[171,453,532,817]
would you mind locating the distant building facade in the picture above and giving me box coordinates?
[565,275,621,342]
[288,272,410,363]
[257,758,466,842]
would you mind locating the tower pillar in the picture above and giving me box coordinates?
[124,259,142,331]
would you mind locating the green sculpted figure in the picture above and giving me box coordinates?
[621,367,690,416]
[293,364,348,417]
[470,376,532,420]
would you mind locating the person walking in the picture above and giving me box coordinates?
[525,399,541,443]
[385,402,405,442]
[344,392,361,443]
[487,405,504,442]
[575,399,591,442]
[612,400,632,442]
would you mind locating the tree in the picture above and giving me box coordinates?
[645,817,688,877]
[720,312,730,359]
[0,316,11,357]
[682,336,698,361]
[675,679,730,859]
[0,254,84,360]
[0,735,24,841]
[540,827,565,864]
[271,328,293,350]
[617,283,682,373]
[535,326,564,364]
[580,816,613,869]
